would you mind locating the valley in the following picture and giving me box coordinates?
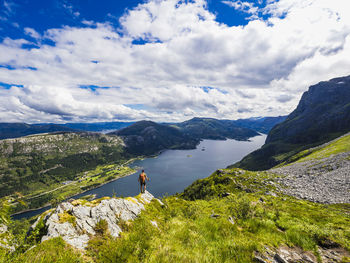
[0,76,349,262]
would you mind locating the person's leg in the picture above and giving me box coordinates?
[140,183,143,193]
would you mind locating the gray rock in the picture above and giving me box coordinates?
[150,220,158,228]
[271,146,350,204]
[228,216,235,225]
[36,191,156,250]
[0,224,7,234]
[210,214,220,218]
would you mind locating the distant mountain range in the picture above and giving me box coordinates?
[233,75,350,170]
[0,123,78,140]
[0,116,285,141]
[53,122,135,132]
[170,117,260,140]
[232,116,287,134]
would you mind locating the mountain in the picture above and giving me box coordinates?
[233,75,350,170]
[109,120,199,155]
[171,117,259,140]
[3,133,349,262]
[0,123,79,140]
[57,121,134,132]
[232,116,287,134]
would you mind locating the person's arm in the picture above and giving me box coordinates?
[147,174,150,181]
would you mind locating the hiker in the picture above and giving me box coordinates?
[138,169,149,193]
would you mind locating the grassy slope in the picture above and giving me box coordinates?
[85,170,349,263]
[274,132,350,166]
[2,133,350,262]
[2,167,348,263]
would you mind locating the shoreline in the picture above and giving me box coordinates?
[11,136,262,218]
[11,165,138,218]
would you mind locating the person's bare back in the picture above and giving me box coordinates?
[138,169,149,193]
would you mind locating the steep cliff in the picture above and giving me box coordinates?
[233,75,350,170]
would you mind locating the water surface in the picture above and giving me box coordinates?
[13,134,266,219]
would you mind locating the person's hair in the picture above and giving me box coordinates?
[142,170,144,172]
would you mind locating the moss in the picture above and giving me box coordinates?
[58,212,76,227]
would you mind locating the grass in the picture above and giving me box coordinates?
[297,133,350,162]
[1,168,349,262]
[9,237,84,263]
[84,168,350,263]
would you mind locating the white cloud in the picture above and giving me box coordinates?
[0,0,350,123]
[24,27,41,39]
[222,1,259,16]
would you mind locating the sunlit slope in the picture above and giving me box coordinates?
[288,132,350,164]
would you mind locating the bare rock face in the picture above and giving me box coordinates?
[30,191,155,250]
[254,245,350,263]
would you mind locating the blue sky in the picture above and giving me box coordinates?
[0,0,266,41]
[0,0,350,123]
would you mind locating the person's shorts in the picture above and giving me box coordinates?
[140,181,146,186]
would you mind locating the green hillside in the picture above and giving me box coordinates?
[287,132,350,164]
[234,75,350,171]
[0,132,133,212]
[1,166,349,263]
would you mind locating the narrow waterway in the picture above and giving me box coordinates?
[13,134,266,219]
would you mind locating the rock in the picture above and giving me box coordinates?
[228,216,235,225]
[33,191,157,250]
[265,191,277,197]
[0,224,7,234]
[210,214,220,219]
[254,246,318,263]
[156,199,165,207]
[270,137,350,204]
[150,221,158,228]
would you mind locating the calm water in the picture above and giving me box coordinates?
[13,134,266,219]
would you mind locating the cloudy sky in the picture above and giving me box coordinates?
[0,0,350,123]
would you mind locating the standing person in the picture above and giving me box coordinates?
[138,170,149,193]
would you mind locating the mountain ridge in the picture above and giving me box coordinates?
[233,75,350,170]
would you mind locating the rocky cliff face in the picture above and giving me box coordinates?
[234,75,350,171]
[267,75,350,145]
[28,191,160,250]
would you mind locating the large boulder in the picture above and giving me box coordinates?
[30,191,155,250]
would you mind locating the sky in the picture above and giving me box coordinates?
[0,0,350,123]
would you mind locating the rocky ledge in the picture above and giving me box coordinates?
[271,151,350,204]
[28,191,159,250]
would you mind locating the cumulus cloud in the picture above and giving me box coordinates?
[0,0,350,123]
[222,1,259,16]
[24,27,41,40]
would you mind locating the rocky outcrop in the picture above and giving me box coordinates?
[29,191,156,250]
[271,147,350,204]
[254,245,350,263]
